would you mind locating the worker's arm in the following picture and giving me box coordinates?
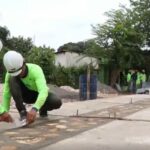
[0,73,13,123]
[27,66,48,124]
[2,73,11,112]
[0,105,5,114]
[32,66,48,110]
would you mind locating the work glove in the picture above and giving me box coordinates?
[27,108,37,124]
[0,112,13,123]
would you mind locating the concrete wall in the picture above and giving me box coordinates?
[55,52,99,69]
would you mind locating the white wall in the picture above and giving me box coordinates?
[55,52,99,69]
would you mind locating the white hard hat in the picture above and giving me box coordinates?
[0,40,3,51]
[3,51,24,76]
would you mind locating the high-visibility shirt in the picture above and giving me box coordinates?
[2,63,49,113]
[127,73,131,82]
[0,105,5,114]
[136,72,141,85]
[141,73,146,82]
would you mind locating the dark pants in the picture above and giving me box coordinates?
[131,80,137,94]
[9,77,62,115]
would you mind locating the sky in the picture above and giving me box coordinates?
[0,0,129,50]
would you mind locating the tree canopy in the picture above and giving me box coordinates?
[130,0,150,47]
[0,26,10,46]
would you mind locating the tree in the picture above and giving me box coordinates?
[0,26,10,46]
[130,0,150,78]
[92,8,144,87]
[7,36,33,57]
[57,40,95,53]
[130,0,150,46]
[26,46,55,82]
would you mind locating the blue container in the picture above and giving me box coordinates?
[90,74,97,99]
[79,75,87,100]
[79,74,97,100]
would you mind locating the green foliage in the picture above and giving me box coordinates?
[57,42,85,53]
[50,65,87,88]
[26,46,55,82]
[92,8,145,70]
[83,39,107,61]
[7,36,33,57]
[0,26,10,46]
[130,0,150,46]
[142,50,150,73]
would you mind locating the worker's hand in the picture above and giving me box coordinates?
[0,112,13,123]
[27,108,37,124]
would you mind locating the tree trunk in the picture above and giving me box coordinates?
[110,68,121,88]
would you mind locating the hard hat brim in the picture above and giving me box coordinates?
[9,69,22,76]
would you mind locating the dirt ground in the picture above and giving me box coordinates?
[0,83,118,104]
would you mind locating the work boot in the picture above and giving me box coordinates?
[19,110,27,126]
[39,109,48,118]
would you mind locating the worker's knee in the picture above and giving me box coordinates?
[55,98,62,109]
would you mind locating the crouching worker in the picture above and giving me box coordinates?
[1,50,62,125]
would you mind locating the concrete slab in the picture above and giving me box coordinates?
[38,95,150,150]
[49,100,120,116]
[126,107,150,121]
[0,94,150,150]
[49,94,150,116]
[39,120,150,150]
[100,94,150,104]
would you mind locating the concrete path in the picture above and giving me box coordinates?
[40,94,150,150]
[0,94,150,150]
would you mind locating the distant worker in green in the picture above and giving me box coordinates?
[136,69,146,89]
[136,70,142,89]
[131,70,137,93]
[0,51,62,125]
[127,70,131,92]
[141,69,146,87]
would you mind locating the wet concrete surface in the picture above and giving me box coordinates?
[41,120,150,150]
[0,114,112,150]
[0,94,150,150]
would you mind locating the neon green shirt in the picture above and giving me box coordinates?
[136,72,146,85]
[0,105,5,114]
[142,73,146,82]
[127,73,131,83]
[2,63,49,113]
[136,72,141,85]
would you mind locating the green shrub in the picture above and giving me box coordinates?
[50,65,87,88]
